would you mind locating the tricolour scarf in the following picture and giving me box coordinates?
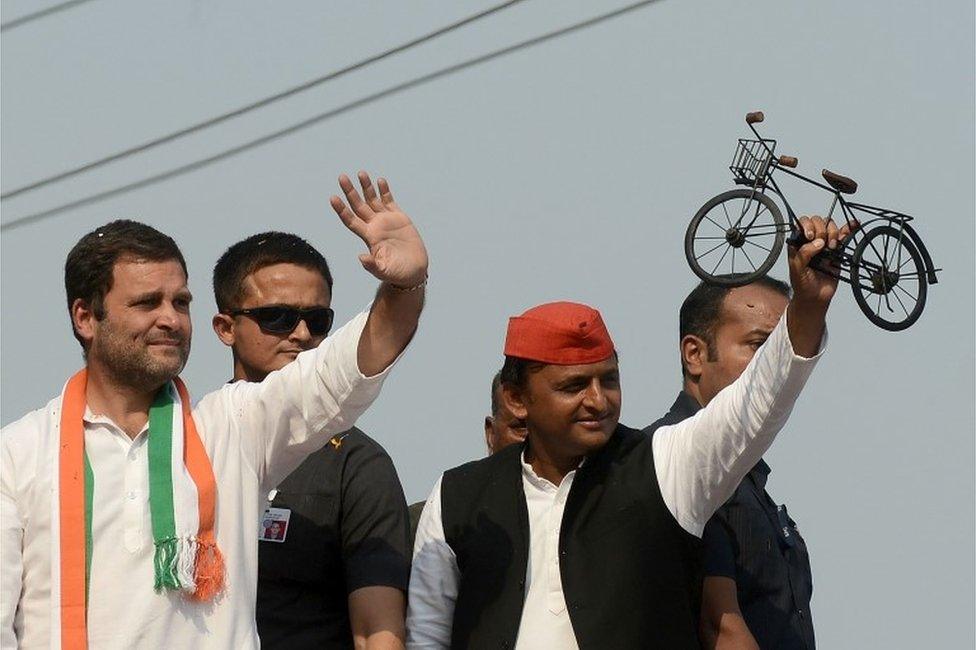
[53,369,225,649]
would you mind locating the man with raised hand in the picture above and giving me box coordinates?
[407,216,844,649]
[1,172,427,649]
[211,231,412,649]
[655,273,817,649]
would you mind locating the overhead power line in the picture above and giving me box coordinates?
[1,0,661,232]
[0,0,98,32]
[0,0,527,200]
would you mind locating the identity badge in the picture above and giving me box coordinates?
[259,506,291,543]
[776,504,796,548]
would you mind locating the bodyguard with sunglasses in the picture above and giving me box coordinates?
[213,228,412,649]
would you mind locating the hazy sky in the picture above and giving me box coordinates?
[2,1,973,646]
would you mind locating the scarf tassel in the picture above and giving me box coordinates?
[191,540,226,602]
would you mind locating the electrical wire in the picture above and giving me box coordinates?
[0,0,98,33]
[1,0,661,232]
[0,0,527,200]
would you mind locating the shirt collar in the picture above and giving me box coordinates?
[748,458,772,489]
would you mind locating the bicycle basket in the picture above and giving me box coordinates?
[730,138,776,184]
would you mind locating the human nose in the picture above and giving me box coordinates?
[155,302,181,330]
[288,317,312,343]
[582,379,608,413]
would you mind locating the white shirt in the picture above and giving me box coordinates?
[1,309,397,649]
[406,311,825,649]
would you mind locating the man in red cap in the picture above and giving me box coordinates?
[406,217,845,649]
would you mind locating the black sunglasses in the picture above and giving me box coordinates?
[227,305,335,336]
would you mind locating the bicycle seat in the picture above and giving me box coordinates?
[822,169,858,194]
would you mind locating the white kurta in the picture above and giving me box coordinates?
[407,310,826,649]
[1,309,397,649]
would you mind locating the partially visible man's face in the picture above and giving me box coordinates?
[88,258,192,390]
[484,391,527,454]
[509,357,621,460]
[695,284,788,405]
[224,263,332,381]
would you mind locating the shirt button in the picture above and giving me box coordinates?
[127,491,137,500]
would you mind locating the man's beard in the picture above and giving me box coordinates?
[91,318,190,391]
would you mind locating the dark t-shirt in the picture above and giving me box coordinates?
[256,428,411,649]
[702,461,815,649]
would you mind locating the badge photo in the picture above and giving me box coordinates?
[259,506,292,543]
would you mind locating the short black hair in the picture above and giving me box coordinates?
[64,219,187,349]
[212,231,333,312]
[678,274,791,378]
[489,370,503,416]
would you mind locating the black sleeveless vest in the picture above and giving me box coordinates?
[441,423,702,650]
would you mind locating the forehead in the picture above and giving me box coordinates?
[109,258,187,294]
[718,284,788,332]
[241,263,331,306]
[535,356,619,382]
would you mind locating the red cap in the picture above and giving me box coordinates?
[504,301,615,365]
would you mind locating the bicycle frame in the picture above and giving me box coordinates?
[730,120,939,284]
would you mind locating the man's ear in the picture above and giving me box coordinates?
[212,313,236,347]
[484,416,495,454]
[71,298,96,348]
[681,334,708,382]
[501,382,528,421]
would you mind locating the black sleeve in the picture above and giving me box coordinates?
[339,435,411,594]
[701,510,737,580]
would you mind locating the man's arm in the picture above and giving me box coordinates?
[406,477,459,649]
[653,216,849,534]
[350,587,406,650]
[330,172,428,377]
[700,577,759,650]
[340,434,412,650]
[700,517,758,650]
[0,439,23,647]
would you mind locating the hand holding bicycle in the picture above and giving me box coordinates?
[684,111,939,331]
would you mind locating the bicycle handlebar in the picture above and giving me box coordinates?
[778,156,798,168]
[746,111,764,124]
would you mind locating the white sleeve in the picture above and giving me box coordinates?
[0,437,23,648]
[214,307,401,488]
[652,309,826,537]
[406,475,458,649]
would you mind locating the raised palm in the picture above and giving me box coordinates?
[330,172,429,288]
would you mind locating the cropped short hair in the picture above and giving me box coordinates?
[678,274,791,378]
[212,231,333,312]
[64,219,187,348]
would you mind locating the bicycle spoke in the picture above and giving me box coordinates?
[890,287,910,318]
[704,214,725,231]
[882,231,891,270]
[711,244,733,275]
[741,245,758,271]
[898,256,917,271]
[695,240,729,260]
[692,236,730,240]
[731,248,737,273]
[745,239,772,253]
[876,292,883,314]
[721,202,733,229]
[894,284,919,304]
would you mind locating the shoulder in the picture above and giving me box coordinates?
[443,443,517,485]
[606,423,653,457]
[2,396,60,490]
[2,395,59,452]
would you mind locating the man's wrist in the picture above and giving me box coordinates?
[385,273,428,292]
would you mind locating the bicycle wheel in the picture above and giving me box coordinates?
[684,189,785,287]
[850,225,928,331]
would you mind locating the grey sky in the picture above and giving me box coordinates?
[2,0,973,646]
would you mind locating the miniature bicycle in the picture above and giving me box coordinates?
[683,111,939,331]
